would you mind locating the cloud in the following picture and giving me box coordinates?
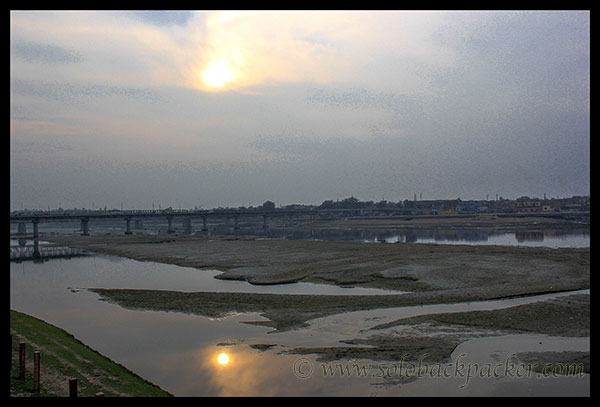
[125,10,195,27]
[9,11,458,94]
[11,39,84,64]
[250,134,361,160]
[9,11,590,209]
[11,78,163,104]
[191,11,457,93]
[10,11,200,89]
[307,87,403,110]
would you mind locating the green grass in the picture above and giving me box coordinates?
[10,310,172,397]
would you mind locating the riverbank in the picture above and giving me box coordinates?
[10,310,172,397]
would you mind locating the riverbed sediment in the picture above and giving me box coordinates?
[43,234,589,295]
[43,233,590,375]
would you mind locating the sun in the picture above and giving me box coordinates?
[217,352,230,366]
[202,62,235,88]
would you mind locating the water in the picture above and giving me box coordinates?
[363,229,590,248]
[9,243,394,296]
[10,244,589,396]
[10,238,86,261]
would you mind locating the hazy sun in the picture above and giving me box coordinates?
[202,62,235,88]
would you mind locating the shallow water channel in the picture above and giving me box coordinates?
[10,240,589,396]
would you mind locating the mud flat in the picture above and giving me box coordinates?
[42,233,589,328]
[43,234,589,295]
[44,234,590,383]
[87,288,590,370]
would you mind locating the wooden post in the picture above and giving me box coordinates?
[10,334,12,371]
[19,342,26,380]
[69,378,78,397]
[33,351,40,393]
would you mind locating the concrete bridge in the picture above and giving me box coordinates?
[9,208,364,237]
[10,207,585,238]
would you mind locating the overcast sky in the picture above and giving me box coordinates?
[10,10,590,210]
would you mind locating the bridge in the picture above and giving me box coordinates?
[9,208,375,237]
[11,207,585,238]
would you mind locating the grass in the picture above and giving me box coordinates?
[10,310,172,397]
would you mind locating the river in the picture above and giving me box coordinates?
[9,234,590,396]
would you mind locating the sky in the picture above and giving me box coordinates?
[10,10,590,210]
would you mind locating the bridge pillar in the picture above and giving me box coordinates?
[202,216,208,232]
[262,215,268,229]
[233,214,240,230]
[183,218,193,235]
[17,222,27,235]
[124,217,132,235]
[80,218,90,236]
[166,215,175,234]
[32,219,39,238]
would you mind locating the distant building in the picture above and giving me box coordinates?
[515,197,541,213]
[561,196,590,212]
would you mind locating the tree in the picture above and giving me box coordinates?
[319,200,336,209]
[261,200,276,210]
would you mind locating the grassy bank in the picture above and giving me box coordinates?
[10,310,172,397]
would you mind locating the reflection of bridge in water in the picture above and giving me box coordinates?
[10,239,86,262]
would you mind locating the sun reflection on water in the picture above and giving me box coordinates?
[199,345,302,396]
[217,352,230,366]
